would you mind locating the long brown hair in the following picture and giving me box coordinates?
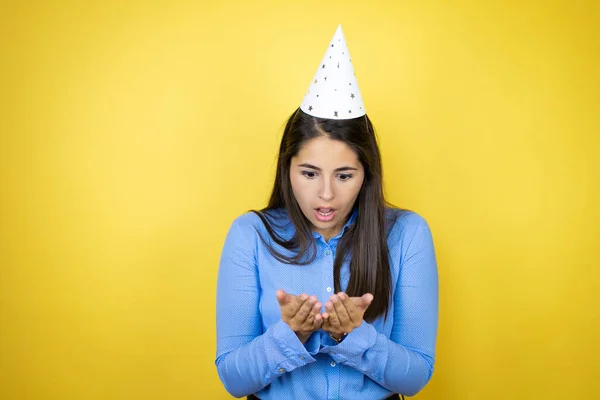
[252,108,399,322]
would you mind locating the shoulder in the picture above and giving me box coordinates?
[385,207,434,244]
[386,207,430,229]
[227,208,290,236]
[226,212,264,241]
[229,211,263,230]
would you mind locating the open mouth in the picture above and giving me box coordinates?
[314,207,336,222]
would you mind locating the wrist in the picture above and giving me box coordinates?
[296,331,312,344]
[329,332,347,343]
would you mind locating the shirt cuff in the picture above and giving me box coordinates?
[268,319,317,375]
[319,322,378,366]
[304,331,321,356]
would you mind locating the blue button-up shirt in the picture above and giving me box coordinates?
[215,208,438,399]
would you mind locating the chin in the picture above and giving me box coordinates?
[313,217,340,231]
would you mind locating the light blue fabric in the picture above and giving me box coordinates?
[215,208,438,399]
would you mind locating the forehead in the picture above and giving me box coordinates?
[293,136,360,165]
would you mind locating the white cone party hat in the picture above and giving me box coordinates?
[300,25,366,120]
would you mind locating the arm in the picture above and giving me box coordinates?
[320,216,439,396]
[215,215,319,397]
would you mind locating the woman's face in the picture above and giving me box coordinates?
[290,136,365,240]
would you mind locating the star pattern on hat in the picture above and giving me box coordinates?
[300,25,366,119]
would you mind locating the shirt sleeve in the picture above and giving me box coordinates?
[215,214,320,398]
[319,215,439,396]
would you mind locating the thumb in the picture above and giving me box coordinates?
[276,289,287,306]
[361,293,374,309]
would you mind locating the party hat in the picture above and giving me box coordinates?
[300,25,365,119]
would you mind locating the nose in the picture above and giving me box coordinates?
[318,177,335,201]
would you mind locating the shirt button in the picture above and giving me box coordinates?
[326,287,332,292]
[300,356,304,360]
[325,250,331,256]
[330,362,336,367]
[279,368,285,373]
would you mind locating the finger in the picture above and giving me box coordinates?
[313,312,323,330]
[279,295,307,321]
[321,307,330,327]
[337,292,357,324]
[324,301,340,328]
[276,289,286,305]
[350,294,374,311]
[292,295,316,323]
[360,293,374,310]
[311,301,322,317]
[313,301,322,311]
[304,311,315,326]
[277,290,306,306]
[307,301,321,329]
[284,293,309,317]
[332,294,351,327]
[304,300,320,318]
[304,297,319,321]
[321,314,330,331]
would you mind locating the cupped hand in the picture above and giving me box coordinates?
[321,292,373,340]
[276,289,323,343]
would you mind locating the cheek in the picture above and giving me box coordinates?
[290,175,310,206]
[346,178,364,200]
[290,174,302,195]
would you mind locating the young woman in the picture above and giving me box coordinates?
[215,26,438,400]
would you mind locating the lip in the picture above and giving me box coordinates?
[314,207,337,222]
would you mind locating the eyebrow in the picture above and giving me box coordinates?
[297,163,358,172]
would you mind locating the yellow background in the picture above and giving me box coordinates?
[1,1,598,399]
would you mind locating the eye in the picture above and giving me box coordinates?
[338,173,353,181]
[301,170,318,179]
